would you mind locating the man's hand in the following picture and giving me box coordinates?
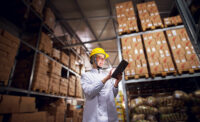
[102,68,115,84]
[114,73,122,88]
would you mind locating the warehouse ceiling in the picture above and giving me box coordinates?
[50,0,175,70]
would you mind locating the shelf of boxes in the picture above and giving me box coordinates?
[115,1,139,35]
[163,15,183,27]
[137,1,164,31]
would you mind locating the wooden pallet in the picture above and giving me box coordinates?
[49,91,59,95]
[125,74,149,80]
[40,49,51,56]
[142,26,155,31]
[119,29,138,35]
[32,87,48,93]
[52,57,60,62]
[151,71,177,78]
[177,68,198,75]
[59,93,67,96]
[164,22,182,28]
[154,24,164,29]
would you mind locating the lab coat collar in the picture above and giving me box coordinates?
[91,68,102,73]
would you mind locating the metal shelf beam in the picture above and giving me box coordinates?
[125,73,200,84]
[0,86,85,101]
[20,40,80,77]
[119,25,184,38]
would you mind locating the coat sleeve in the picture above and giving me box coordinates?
[81,73,104,99]
[112,79,118,97]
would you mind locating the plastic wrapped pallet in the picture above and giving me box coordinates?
[32,53,50,92]
[137,1,163,31]
[0,29,20,86]
[39,32,53,55]
[121,35,148,80]
[166,28,200,74]
[163,15,182,27]
[143,31,176,77]
[44,8,55,30]
[115,1,138,34]
[59,77,68,96]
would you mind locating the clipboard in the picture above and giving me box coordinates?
[111,60,129,79]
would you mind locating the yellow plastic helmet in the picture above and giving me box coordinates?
[90,47,109,59]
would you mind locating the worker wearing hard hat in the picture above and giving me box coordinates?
[81,47,122,122]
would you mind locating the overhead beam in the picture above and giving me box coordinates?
[62,37,117,49]
[59,15,115,21]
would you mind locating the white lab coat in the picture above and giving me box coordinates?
[81,69,119,122]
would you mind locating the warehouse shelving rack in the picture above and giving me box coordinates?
[0,0,85,101]
[116,0,200,121]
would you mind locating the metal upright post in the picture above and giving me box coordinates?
[27,24,43,96]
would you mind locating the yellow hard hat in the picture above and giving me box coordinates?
[90,47,109,59]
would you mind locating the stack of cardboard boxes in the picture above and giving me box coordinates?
[66,103,83,122]
[76,77,83,98]
[39,32,53,55]
[70,52,76,71]
[121,35,148,79]
[0,95,48,122]
[69,75,76,97]
[115,1,139,34]
[0,29,20,86]
[137,1,163,31]
[60,77,68,96]
[52,48,60,61]
[163,15,182,27]
[32,53,50,92]
[61,52,69,66]
[30,0,46,15]
[143,31,176,76]
[166,28,200,74]
[44,8,55,30]
[41,99,67,122]
[48,60,62,94]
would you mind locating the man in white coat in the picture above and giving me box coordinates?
[81,47,122,122]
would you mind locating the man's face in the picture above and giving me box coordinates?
[96,54,105,67]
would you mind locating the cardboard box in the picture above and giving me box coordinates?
[69,76,76,96]
[66,118,73,122]
[10,111,47,122]
[31,0,45,15]
[60,78,68,95]
[47,115,54,122]
[61,52,69,66]
[0,30,20,45]
[50,60,62,76]
[39,32,53,55]
[0,95,20,113]
[49,74,61,93]
[19,96,37,113]
[52,48,60,60]
[44,8,55,30]
[76,78,83,98]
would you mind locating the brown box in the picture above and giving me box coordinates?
[39,32,53,55]
[61,52,69,66]
[44,8,55,30]
[49,74,61,94]
[76,78,83,98]
[66,118,73,122]
[50,60,62,76]
[31,0,45,15]
[52,48,60,60]
[10,111,47,122]
[0,95,20,114]
[69,75,76,96]
[0,30,20,45]
[60,77,68,95]
[47,115,54,122]
[19,96,37,113]
[70,53,76,71]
